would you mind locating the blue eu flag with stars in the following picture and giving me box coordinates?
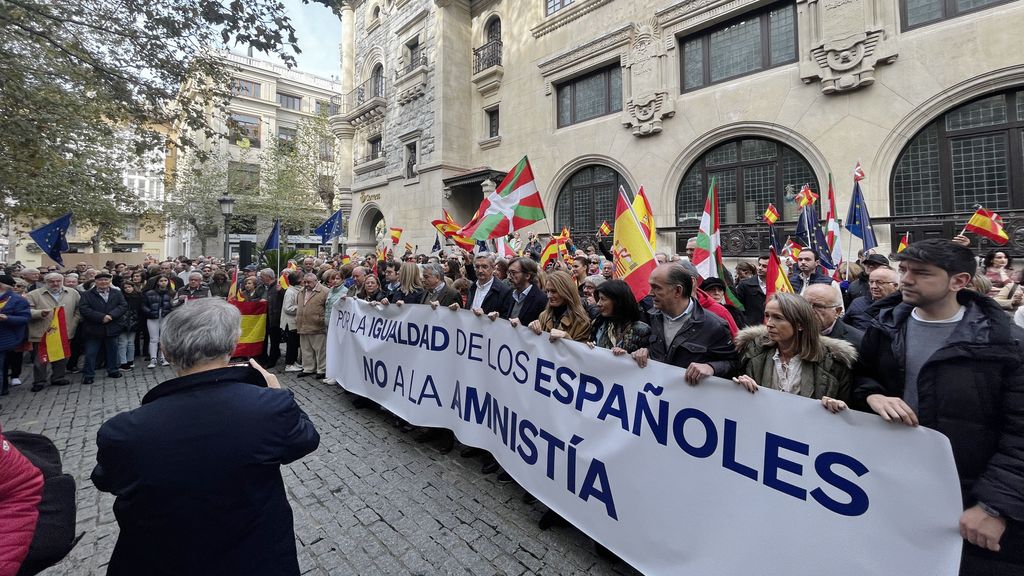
[30,212,72,267]
[314,209,344,245]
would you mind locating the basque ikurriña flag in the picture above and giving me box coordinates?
[459,156,545,241]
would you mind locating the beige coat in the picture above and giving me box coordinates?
[26,287,81,342]
[295,284,327,335]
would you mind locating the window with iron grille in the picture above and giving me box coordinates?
[228,113,261,148]
[277,92,301,111]
[900,0,1014,30]
[892,90,1024,216]
[554,165,631,235]
[675,138,818,226]
[556,64,622,128]
[681,1,797,93]
[405,142,417,179]
[231,79,261,99]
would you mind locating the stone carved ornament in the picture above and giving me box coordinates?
[622,18,675,136]
[804,0,896,94]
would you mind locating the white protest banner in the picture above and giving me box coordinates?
[326,299,964,575]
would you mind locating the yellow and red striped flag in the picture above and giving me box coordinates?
[431,210,476,252]
[404,242,415,253]
[612,186,656,301]
[231,300,267,358]
[539,229,569,269]
[278,262,298,290]
[897,232,910,253]
[964,208,1009,245]
[795,184,819,208]
[388,227,403,246]
[766,246,795,298]
[38,307,70,363]
[598,221,612,236]
[631,186,656,250]
[341,254,351,265]
[227,269,245,302]
[763,203,780,225]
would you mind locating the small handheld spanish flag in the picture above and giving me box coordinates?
[763,204,780,225]
[341,254,351,265]
[795,184,819,208]
[388,227,403,245]
[598,221,611,236]
[964,208,1009,245]
[404,242,415,253]
[897,232,910,253]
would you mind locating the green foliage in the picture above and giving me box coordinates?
[0,0,339,232]
[259,248,303,271]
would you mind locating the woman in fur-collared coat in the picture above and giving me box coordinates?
[732,292,857,407]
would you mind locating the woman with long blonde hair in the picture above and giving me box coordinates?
[522,270,590,342]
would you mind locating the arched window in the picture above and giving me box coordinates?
[676,138,818,227]
[486,17,501,43]
[892,89,1024,216]
[554,165,631,235]
[372,5,381,21]
[371,64,384,98]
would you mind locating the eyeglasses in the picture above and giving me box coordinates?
[868,280,898,286]
[810,302,841,310]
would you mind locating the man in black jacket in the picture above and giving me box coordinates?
[734,255,768,326]
[501,257,547,325]
[853,239,1023,575]
[92,298,319,576]
[803,284,864,350]
[632,264,736,383]
[258,268,282,368]
[453,253,510,317]
[789,249,833,294]
[78,272,128,385]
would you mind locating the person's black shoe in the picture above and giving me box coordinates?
[538,509,566,531]
[481,460,500,474]
[497,471,514,485]
[82,378,94,385]
[30,384,45,393]
[522,492,538,505]
[438,436,455,455]
[66,367,80,374]
[107,371,123,378]
[461,447,484,458]
[296,372,314,378]
[51,379,71,386]
[120,363,134,370]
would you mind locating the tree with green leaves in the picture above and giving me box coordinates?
[0,0,338,233]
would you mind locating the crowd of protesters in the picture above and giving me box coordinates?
[0,230,1022,575]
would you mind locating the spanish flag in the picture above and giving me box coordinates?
[598,221,612,236]
[231,300,267,358]
[38,307,70,363]
[612,185,657,301]
[763,203,780,225]
[539,230,569,269]
[964,208,1009,245]
[228,269,245,302]
[341,254,351,265]
[431,210,476,252]
[388,227,403,245]
[795,184,819,208]
[631,186,657,250]
[897,232,910,253]
[766,246,795,298]
[404,242,415,253]
[278,262,298,290]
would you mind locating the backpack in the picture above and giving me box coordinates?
[4,431,79,576]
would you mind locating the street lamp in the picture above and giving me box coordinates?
[218,195,235,263]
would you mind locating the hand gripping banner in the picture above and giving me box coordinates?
[326,299,963,575]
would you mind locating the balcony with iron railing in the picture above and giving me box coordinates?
[394,48,429,105]
[473,40,502,74]
[471,40,504,96]
[328,76,388,128]
[353,145,386,175]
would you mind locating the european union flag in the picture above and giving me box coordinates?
[264,219,281,251]
[845,181,877,251]
[30,213,72,267]
[314,209,344,244]
[794,205,835,270]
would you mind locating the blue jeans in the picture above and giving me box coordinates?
[83,335,119,378]
[117,332,135,365]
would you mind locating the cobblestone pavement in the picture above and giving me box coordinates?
[0,363,643,576]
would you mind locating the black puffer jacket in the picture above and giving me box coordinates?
[142,289,173,320]
[854,290,1024,531]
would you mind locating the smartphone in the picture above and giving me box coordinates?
[227,363,268,387]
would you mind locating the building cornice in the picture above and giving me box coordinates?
[531,0,615,39]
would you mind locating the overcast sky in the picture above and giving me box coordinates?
[281,0,343,80]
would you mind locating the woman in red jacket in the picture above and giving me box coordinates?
[0,424,44,576]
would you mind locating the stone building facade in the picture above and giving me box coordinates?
[331,0,1024,257]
